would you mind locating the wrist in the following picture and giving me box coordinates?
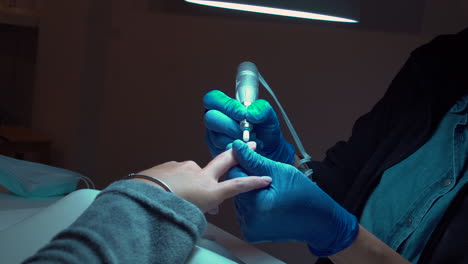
[307,213,359,257]
[125,173,174,193]
[130,178,166,191]
[328,225,410,264]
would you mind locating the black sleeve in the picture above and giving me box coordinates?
[310,28,468,206]
[309,55,418,204]
[314,28,468,264]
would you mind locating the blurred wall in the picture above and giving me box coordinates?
[0,24,37,126]
[30,0,466,263]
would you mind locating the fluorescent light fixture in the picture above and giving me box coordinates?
[185,0,359,23]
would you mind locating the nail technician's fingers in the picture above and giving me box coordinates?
[246,99,279,125]
[206,130,235,151]
[205,110,243,138]
[203,90,246,121]
[217,176,272,199]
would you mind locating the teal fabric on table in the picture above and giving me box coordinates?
[360,94,468,264]
[0,155,81,197]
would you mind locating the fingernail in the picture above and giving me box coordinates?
[247,141,257,150]
[261,176,272,183]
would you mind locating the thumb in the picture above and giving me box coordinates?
[203,90,246,121]
[247,99,279,126]
[232,139,270,175]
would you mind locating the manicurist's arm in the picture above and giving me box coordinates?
[329,225,410,264]
[229,140,410,263]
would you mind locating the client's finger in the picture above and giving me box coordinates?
[203,148,237,180]
[217,176,272,199]
[203,141,257,180]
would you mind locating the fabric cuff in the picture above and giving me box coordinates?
[99,180,207,240]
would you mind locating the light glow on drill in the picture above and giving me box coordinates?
[235,61,259,142]
[240,110,252,142]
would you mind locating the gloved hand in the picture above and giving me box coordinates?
[229,140,359,257]
[203,90,295,165]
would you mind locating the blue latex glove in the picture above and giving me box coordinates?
[203,90,295,165]
[229,140,359,257]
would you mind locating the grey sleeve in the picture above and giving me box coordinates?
[23,180,207,264]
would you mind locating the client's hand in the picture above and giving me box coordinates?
[136,145,272,213]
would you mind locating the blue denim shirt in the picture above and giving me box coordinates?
[360,94,468,263]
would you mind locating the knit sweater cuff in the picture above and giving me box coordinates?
[100,180,207,241]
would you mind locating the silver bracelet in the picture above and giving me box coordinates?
[125,173,174,193]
